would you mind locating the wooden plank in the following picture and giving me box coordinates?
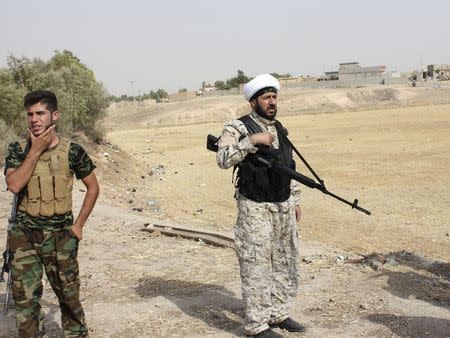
[141,223,235,249]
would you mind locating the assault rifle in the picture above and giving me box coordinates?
[1,193,18,315]
[207,134,371,215]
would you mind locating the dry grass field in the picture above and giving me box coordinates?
[105,86,450,260]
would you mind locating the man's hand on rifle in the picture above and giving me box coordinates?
[249,132,274,147]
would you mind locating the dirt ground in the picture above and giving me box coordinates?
[1,86,449,337]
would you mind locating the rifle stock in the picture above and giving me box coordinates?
[206,134,219,153]
[206,134,371,215]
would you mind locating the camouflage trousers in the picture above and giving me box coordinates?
[10,225,88,338]
[234,196,299,335]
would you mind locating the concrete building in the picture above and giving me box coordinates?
[338,62,386,81]
[323,71,339,81]
[278,76,316,87]
[427,64,450,79]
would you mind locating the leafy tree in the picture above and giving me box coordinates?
[226,69,249,88]
[148,89,169,102]
[6,56,47,91]
[0,81,26,133]
[156,89,168,98]
[214,70,250,90]
[214,80,228,90]
[212,70,292,91]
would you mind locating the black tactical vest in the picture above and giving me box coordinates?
[235,115,294,202]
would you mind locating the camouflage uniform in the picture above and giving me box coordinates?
[4,140,95,338]
[217,111,301,335]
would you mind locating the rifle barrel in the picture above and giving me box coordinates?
[322,190,371,215]
[206,134,371,215]
[4,272,12,315]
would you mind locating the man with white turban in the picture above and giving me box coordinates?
[217,74,305,337]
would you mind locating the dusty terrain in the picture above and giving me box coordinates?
[1,86,450,337]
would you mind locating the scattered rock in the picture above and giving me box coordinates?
[308,306,322,312]
[385,257,398,266]
[148,164,165,176]
[132,207,143,212]
[104,141,118,149]
[146,199,160,211]
[148,230,161,238]
[359,303,369,310]
[360,253,386,270]
[336,255,348,261]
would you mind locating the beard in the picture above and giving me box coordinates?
[30,117,54,136]
[254,102,277,120]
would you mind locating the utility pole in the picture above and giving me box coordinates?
[129,80,136,100]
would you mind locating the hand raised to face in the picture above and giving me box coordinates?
[28,124,56,154]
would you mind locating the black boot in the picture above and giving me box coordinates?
[246,328,284,337]
[269,317,306,332]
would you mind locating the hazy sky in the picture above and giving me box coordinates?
[1,0,449,95]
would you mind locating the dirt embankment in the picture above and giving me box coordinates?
[105,86,450,129]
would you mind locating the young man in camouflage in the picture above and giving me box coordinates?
[216,74,305,337]
[4,90,99,337]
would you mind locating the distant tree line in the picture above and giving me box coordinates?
[108,88,169,103]
[213,70,291,90]
[0,50,109,157]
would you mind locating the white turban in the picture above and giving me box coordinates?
[243,73,280,101]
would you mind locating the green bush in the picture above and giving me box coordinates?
[0,50,109,160]
[0,119,20,165]
[214,70,250,90]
